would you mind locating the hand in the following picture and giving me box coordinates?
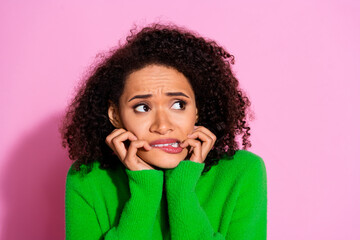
[105,128,154,171]
[180,126,217,163]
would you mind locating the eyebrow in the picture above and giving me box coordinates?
[128,92,190,102]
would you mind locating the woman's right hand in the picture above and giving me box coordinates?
[105,128,154,171]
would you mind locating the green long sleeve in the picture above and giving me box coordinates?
[165,160,224,239]
[164,153,267,240]
[65,150,267,239]
[65,164,164,239]
[226,155,267,239]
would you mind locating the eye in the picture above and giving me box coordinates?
[134,104,150,113]
[171,100,187,110]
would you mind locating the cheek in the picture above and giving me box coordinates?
[176,112,197,133]
[123,120,147,138]
[120,111,147,137]
[183,120,196,134]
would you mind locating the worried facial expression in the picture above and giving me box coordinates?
[109,64,198,169]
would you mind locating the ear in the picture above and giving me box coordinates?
[108,101,123,128]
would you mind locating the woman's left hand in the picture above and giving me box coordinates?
[180,126,217,163]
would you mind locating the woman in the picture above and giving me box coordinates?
[62,23,267,240]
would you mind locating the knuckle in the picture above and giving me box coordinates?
[135,140,145,146]
[138,140,147,145]
[112,135,123,143]
[111,137,118,145]
[105,136,111,144]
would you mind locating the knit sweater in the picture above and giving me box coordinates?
[65,150,267,239]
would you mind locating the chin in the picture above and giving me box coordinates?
[137,148,188,169]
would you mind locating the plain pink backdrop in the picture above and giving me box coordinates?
[1,0,359,239]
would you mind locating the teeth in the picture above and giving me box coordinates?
[152,142,179,148]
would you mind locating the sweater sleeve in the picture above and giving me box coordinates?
[164,160,225,240]
[65,166,164,240]
[226,157,267,240]
[164,157,267,240]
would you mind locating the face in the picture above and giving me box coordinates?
[110,64,198,169]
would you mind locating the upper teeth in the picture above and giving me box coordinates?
[152,142,179,147]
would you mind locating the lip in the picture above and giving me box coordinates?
[149,138,180,146]
[149,138,183,154]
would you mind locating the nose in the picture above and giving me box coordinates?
[149,109,174,135]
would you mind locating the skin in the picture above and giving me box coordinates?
[106,64,216,171]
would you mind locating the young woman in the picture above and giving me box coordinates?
[61,23,267,240]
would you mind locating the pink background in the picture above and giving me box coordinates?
[1,0,359,239]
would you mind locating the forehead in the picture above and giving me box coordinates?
[122,64,194,98]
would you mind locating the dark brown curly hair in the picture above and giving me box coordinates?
[60,23,252,174]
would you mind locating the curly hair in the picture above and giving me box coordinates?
[60,23,252,174]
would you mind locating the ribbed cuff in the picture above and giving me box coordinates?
[165,160,205,192]
[109,169,164,239]
[125,168,164,198]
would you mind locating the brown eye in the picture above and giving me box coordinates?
[134,104,150,113]
[171,100,186,110]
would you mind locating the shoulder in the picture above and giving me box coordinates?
[66,161,120,191]
[233,150,265,168]
[217,150,266,177]
[67,161,98,179]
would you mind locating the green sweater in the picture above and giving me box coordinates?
[65,150,267,239]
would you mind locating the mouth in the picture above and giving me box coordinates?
[151,142,180,148]
[149,138,183,154]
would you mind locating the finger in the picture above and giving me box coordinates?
[109,129,138,142]
[188,130,212,143]
[112,131,138,160]
[126,140,152,161]
[181,139,202,163]
[123,140,153,171]
[187,131,214,160]
[107,128,127,140]
[190,126,217,155]
[191,126,217,143]
[105,128,126,151]
[181,142,194,159]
